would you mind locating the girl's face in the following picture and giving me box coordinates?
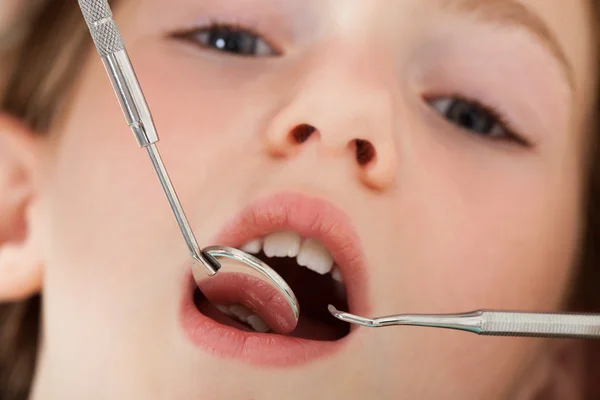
[11,0,597,398]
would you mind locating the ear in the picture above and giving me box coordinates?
[0,114,43,301]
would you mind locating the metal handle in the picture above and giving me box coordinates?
[77,0,220,275]
[78,0,157,147]
[481,311,600,339]
[102,51,159,147]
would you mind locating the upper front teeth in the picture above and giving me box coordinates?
[240,238,262,254]
[296,238,333,275]
[240,231,341,279]
[263,231,302,258]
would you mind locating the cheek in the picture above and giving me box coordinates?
[356,123,582,393]
[40,51,244,272]
[36,47,279,329]
[369,123,581,311]
[36,57,208,323]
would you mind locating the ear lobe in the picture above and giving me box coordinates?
[0,231,43,300]
[0,114,44,301]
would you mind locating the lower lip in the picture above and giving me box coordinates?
[180,275,347,367]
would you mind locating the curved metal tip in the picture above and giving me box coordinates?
[327,304,340,316]
[328,305,378,327]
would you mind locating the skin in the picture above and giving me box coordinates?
[0,0,597,398]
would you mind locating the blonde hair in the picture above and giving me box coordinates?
[0,1,597,399]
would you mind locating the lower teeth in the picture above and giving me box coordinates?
[216,304,271,333]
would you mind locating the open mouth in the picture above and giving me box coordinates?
[193,230,350,340]
[180,192,367,366]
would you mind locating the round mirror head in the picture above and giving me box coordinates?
[192,246,300,334]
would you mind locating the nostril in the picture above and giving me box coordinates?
[291,124,317,144]
[354,139,376,166]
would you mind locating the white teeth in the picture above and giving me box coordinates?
[331,266,343,283]
[297,238,334,275]
[229,304,253,321]
[215,305,230,314]
[263,231,302,258]
[247,315,270,333]
[215,304,271,333]
[240,238,262,254]
[238,231,339,279]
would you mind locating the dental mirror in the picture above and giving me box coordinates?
[78,0,300,334]
[194,246,300,334]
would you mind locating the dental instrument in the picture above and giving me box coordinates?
[328,305,600,339]
[77,0,299,331]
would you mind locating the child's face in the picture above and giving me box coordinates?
[17,0,597,398]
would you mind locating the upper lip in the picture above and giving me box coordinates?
[180,191,369,366]
[208,191,369,316]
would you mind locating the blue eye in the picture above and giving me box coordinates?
[428,97,531,147]
[429,97,509,137]
[180,24,277,57]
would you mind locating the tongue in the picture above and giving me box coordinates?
[197,272,298,334]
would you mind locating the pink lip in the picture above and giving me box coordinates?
[179,191,368,367]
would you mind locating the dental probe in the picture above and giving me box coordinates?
[77,0,220,275]
[328,305,600,339]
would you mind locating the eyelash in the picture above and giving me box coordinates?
[171,19,281,57]
[427,94,531,147]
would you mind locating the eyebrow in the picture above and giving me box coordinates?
[440,0,575,92]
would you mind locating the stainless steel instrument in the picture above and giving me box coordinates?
[329,305,600,339]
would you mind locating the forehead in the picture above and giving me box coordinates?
[519,0,597,103]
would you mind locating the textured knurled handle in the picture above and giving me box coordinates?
[481,312,600,339]
[78,0,124,57]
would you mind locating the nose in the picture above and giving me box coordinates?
[265,49,398,191]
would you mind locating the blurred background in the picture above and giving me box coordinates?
[0,0,20,91]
